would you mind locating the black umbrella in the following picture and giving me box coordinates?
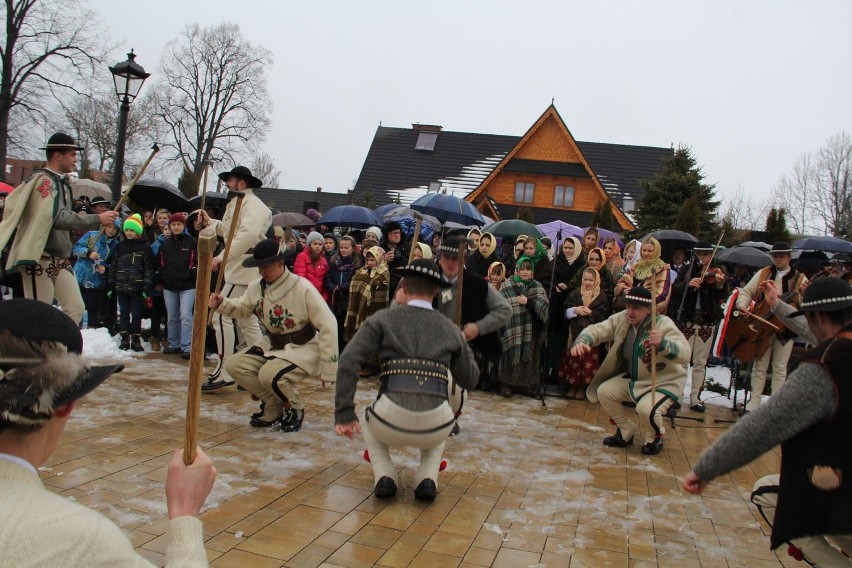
[127,178,188,212]
[793,236,852,254]
[640,229,698,262]
[272,211,315,228]
[187,191,228,213]
[715,246,773,268]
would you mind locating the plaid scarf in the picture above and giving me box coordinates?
[343,263,390,339]
[499,277,549,368]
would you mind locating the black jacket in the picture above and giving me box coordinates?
[108,238,154,295]
[157,232,198,291]
[670,262,729,323]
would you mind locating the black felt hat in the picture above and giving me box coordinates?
[0,300,123,426]
[397,259,452,288]
[693,240,714,252]
[623,286,653,306]
[829,253,851,265]
[770,241,792,254]
[789,278,852,317]
[89,196,110,207]
[439,236,471,259]
[39,132,84,151]
[242,239,286,267]
[218,165,263,189]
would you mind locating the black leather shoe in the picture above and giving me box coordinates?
[449,422,461,437]
[164,347,181,355]
[374,476,397,498]
[201,378,235,391]
[251,401,266,420]
[181,352,191,360]
[414,478,437,501]
[641,437,665,455]
[279,408,304,432]
[249,415,281,428]
[602,429,634,447]
[690,402,706,413]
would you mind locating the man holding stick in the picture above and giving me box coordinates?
[197,166,271,391]
[0,299,216,566]
[209,239,339,432]
[0,134,118,324]
[570,286,690,455]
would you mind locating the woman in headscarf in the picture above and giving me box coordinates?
[465,231,500,280]
[615,236,672,312]
[558,268,611,399]
[344,245,391,376]
[602,237,624,275]
[613,238,641,309]
[567,246,615,299]
[582,227,599,253]
[546,236,586,377]
[522,235,553,291]
[504,235,528,277]
[466,228,482,253]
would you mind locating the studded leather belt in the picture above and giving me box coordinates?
[268,324,316,349]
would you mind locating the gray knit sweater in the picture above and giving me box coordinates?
[693,362,836,481]
[335,304,479,424]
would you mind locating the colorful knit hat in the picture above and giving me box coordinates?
[123,214,144,235]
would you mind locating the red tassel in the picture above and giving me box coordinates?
[609,418,616,426]
[363,449,370,463]
[787,545,804,561]
[440,459,448,471]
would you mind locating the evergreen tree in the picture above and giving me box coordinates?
[589,199,616,231]
[635,146,719,239]
[765,207,792,243]
[177,168,199,199]
[674,196,701,235]
[517,206,534,223]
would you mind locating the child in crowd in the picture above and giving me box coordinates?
[497,256,549,397]
[411,242,433,260]
[522,236,553,291]
[559,268,611,399]
[488,261,506,291]
[323,233,338,263]
[108,214,154,352]
[294,231,330,301]
[325,235,361,351]
[145,209,172,351]
[72,219,121,329]
[344,246,389,342]
[157,213,198,358]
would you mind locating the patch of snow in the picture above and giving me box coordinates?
[81,328,134,361]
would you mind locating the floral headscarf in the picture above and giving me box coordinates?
[633,237,667,281]
[580,268,602,307]
[563,236,582,264]
[487,261,505,287]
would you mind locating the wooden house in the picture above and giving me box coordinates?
[351,104,673,231]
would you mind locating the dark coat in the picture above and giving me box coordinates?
[108,238,154,296]
[565,289,611,340]
[157,232,198,291]
[466,250,500,281]
[325,254,358,319]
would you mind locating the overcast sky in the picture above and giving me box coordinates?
[88,0,852,204]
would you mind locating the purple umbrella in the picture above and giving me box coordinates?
[537,221,584,244]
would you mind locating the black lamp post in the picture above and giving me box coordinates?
[109,50,150,202]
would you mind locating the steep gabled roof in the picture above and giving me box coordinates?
[253,187,353,214]
[579,141,672,208]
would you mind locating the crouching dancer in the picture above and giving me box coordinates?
[570,286,690,455]
[334,259,478,500]
[0,299,216,566]
[209,239,338,432]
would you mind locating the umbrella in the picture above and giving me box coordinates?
[383,207,441,230]
[126,178,188,212]
[410,193,486,226]
[793,236,852,254]
[271,211,315,228]
[739,240,771,251]
[71,179,111,201]
[373,203,402,219]
[187,191,229,213]
[395,216,435,242]
[0,181,15,195]
[583,227,624,248]
[715,246,773,268]
[317,205,380,229]
[792,249,831,276]
[639,229,697,262]
[536,220,584,244]
[482,219,544,239]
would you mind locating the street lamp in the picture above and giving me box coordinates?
[109,49,150,202]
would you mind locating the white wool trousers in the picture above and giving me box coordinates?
[747,337,794,412]
[211,283,263,382]
[597,377,674,445]
[226,351,309,419]
[682,321,714,407]
[22,256,84,324]
[362,396,454,488]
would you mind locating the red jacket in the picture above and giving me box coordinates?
[294,249,330,300]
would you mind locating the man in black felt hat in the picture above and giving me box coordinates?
[0,133,119,324]
[197,166,272,391]
[670,240,729,412]
[570,286,691,456]
[736,241,808,413]
[684,278,852,566]
[209,239,339,432]
[335,259,479,500]
[0,299,216,566]
[828,253,851,283]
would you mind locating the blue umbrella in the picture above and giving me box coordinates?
[410,193,486,226]
[373,203,401,219]
[317,205,380,229]
[793,236,852,254]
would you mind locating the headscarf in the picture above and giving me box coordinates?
[365,245,386,267]
[523,237,548,270]
[603,238,621,263]
[478,232,497,257]
[415,242,433,260]
[563,236,582,264]
[582,227,599,251]
[633,237,667,281]
[487,261,505,287]
[586,247,605,270]
[622,239,641,271]
[467,228,482,250]
[580,268,602,307]
[513,255,535,282]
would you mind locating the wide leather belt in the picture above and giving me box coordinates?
[268,324,316,349]
[379,358,449,398]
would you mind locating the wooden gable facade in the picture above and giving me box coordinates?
[467,105,635,231]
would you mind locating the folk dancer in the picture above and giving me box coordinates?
[197,166,271,391]
[334,259,479,500]
[684,278,852,567]
[670,240,729,412]
[209,239,339,432]
[570,286,691,455]
[0,133,118,323]
[736,241,807,413]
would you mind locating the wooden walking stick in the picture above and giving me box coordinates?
[184,234,217,465]
[451,239,471,396]
[406,212,424,264]
[207,193,246,325]
[649,268,658,408]
[199,161,211,212]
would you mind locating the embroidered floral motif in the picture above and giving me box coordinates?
[269,305,295,328]
[254,300,263,319]
[44,258,72,281]
[23,264,44,277]
[39,178,51,198]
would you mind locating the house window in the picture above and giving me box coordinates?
[514,182,534,203]
[415,132,438,151]
[554,185,575,207]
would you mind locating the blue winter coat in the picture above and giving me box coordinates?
[72,230,120,289]
[324,254,358,318]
